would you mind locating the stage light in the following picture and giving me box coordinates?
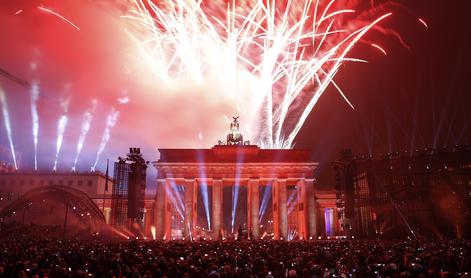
[151,226,156,240]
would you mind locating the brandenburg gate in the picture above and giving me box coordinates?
[153,118,319,240]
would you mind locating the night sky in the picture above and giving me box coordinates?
[0,0,469,188]
[296,0,470,186]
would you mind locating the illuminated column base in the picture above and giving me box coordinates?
[247,178,260,239]
[306,179,317,239]
[297,179,307,239]
[272,179,288,240]
[154,179,166,240]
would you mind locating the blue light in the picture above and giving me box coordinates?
[231,150,244,233]
[196,150,211,230]
[259,184,272,222]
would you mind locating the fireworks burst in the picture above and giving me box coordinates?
[123,0,398,148]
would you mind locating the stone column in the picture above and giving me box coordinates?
[296,179,307,239]
[212,179,223,239]
[333,207,339,236]
[278,179,288,240]
[154,179,166,240]
[247,178,260,239]
[272,180,280,239]
[192,180,198,237]
[272,179,288,239]
[305,178,317,239]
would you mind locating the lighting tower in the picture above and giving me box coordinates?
[111,148,148,234]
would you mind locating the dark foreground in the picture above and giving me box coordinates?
[0,238,470,277]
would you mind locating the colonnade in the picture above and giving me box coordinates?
[154,178,318,240]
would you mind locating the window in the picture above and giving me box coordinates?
[39,180,44,186]
[19,180,24,186]
[87,180,93,187]
[0,180,4,186]
[68,180,73,186]
[78,180,83,186]
[30,180,35,186]
[10,180,15,186]
[49,180,53,185]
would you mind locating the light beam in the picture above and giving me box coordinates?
[0,86,18,169]
[30,82,40,170]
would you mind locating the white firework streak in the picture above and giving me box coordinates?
[123,0,393,148]
[38,6,80,31]
[53,115,68,171]
[0,86,18,169]
[30,82,40,171]
[53,97,71,171]
[72,99,98,171]
[92,108,120,170]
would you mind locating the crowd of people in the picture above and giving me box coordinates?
[0,222,63,239]
[0,235,469,278]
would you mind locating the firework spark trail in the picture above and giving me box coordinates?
[52,116,68,171]
[38,6,80,31]
[0,86,18,169]
[124,0,398,149]
[30,82,40,170]
[52,97,70,171]
[418,18,428,29]
[72,99,98,171]
[371,43,388,55]
[92,108,119,171]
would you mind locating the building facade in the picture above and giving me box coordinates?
[152,118,340,240]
